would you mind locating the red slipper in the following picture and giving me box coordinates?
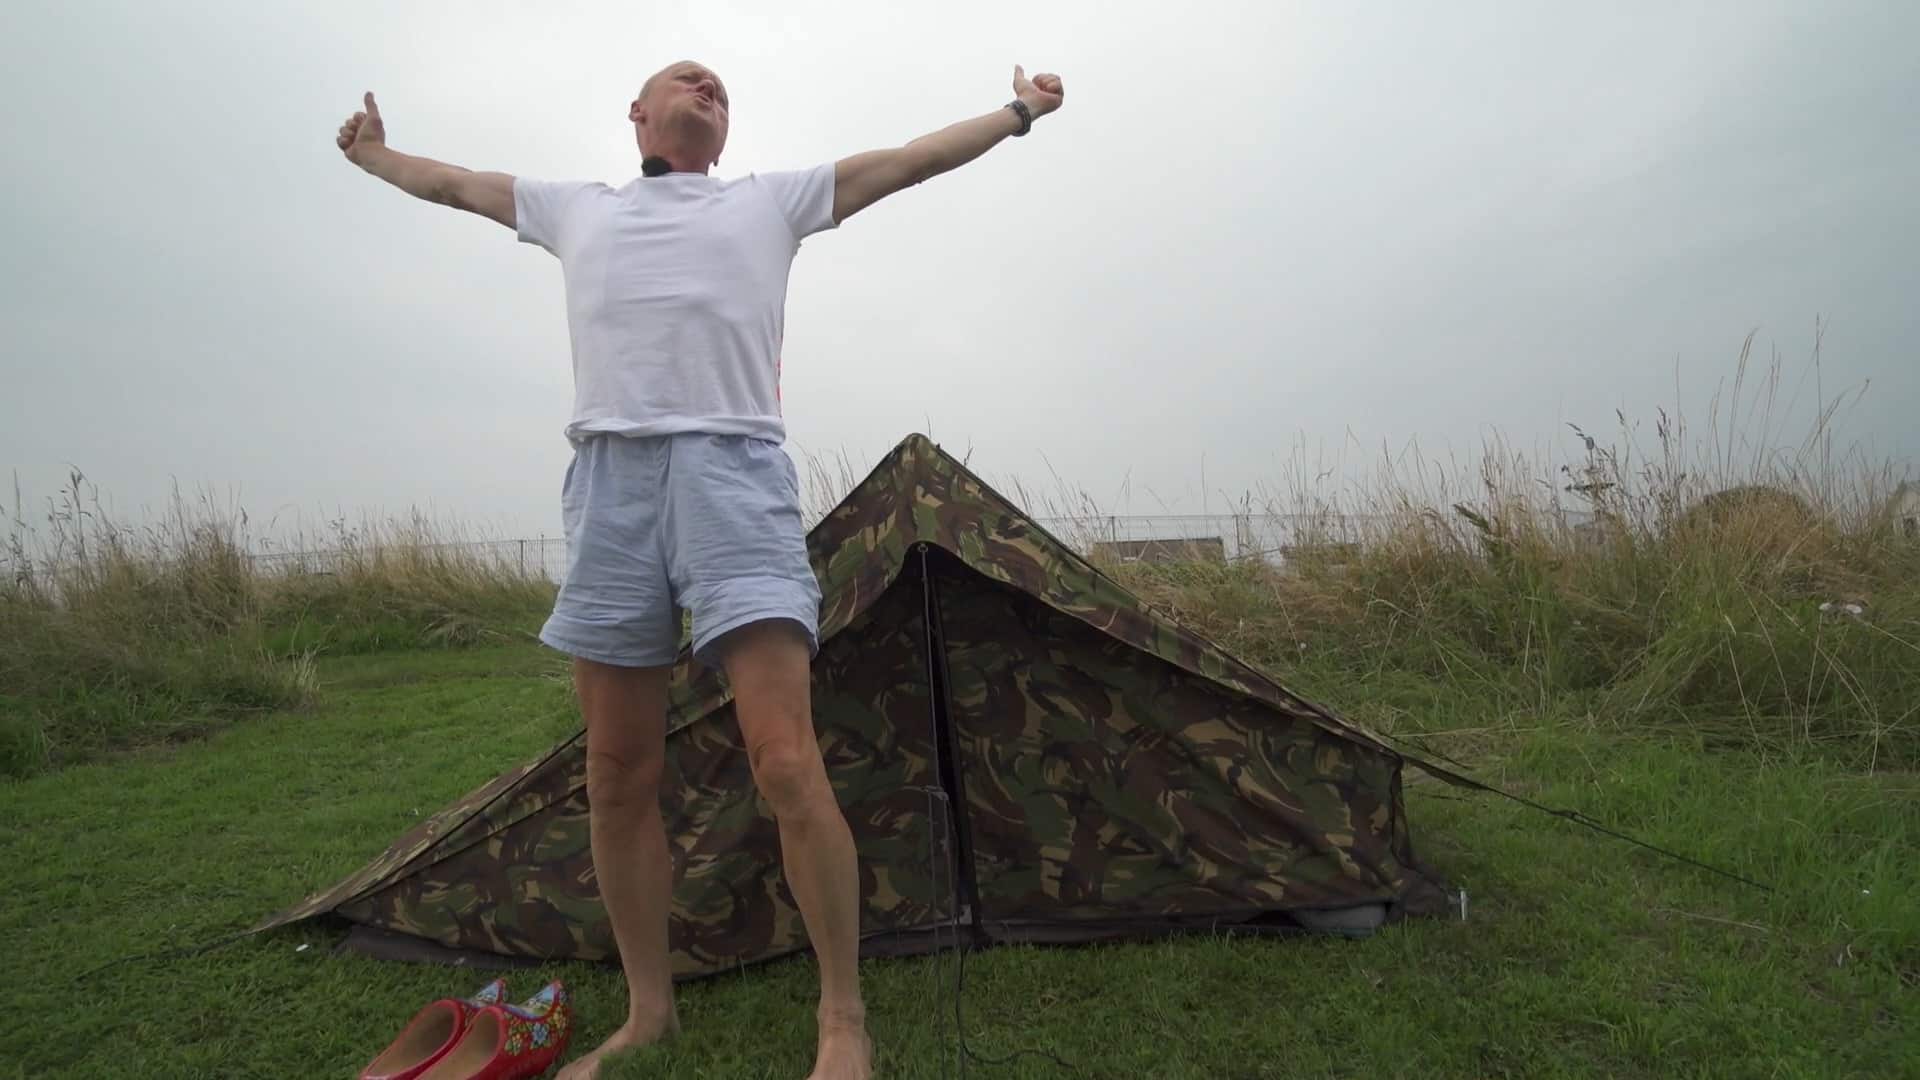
[414,980,573,1080]
[359,977,509,1080]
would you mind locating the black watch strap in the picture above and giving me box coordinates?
[1005,99,1033,136]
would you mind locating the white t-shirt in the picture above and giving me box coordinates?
[513,165,838,444]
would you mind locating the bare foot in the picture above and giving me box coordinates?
[555,1014,680,1080]
[806,1015,873,1080]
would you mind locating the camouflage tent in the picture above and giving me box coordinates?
[255,434,1455,976]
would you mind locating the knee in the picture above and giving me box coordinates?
[585,747,664,813]
[748,737,828,818]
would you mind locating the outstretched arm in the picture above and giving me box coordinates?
[832,65,1064,224]
[336,92,516,229]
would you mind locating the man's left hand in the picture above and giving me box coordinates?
[1014,65,1065,119]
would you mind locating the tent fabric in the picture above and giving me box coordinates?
[253,434,1454,977]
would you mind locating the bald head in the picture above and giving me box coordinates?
[628,60,731,172]
[638,60,688,101]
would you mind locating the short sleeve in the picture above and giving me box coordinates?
[754,164,838,240]
[513,177,598,253]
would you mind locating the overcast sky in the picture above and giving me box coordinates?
[4,1,1915,547]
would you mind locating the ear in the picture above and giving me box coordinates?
[628,98,644,123]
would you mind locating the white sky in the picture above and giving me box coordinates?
[4,1,1915,547]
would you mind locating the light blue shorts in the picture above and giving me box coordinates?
[539,432,821,669]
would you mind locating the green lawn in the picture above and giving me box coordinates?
[7,643,1914,1079]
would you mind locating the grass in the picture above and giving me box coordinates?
[1072,338,1920,773]
[3,338,1915,1074]
[0,472,556,777]
[4,643,1912,1078]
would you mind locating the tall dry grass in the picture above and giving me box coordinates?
[1,471,555,778]
[1097,339,1917,770]
[7,335,1913,775]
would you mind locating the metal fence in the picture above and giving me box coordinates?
[236,508,1602,583]
[223,516,1322,586]
[10,508,1612,592]
[244,537,573,582]
[1031,512,1402,564]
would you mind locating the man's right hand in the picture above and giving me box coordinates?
[331,90,517,229]
[337,91,387,168]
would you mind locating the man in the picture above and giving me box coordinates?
[334,59,1064,1080]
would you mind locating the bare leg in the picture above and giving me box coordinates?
[722,620,871,1080]
[556,656,679,1080]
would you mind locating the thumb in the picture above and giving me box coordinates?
[363,91,380,117]
[1013,63,1027,85]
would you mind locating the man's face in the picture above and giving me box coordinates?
[633,61,730,158]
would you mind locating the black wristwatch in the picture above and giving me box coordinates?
[1005,99,1033,136]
